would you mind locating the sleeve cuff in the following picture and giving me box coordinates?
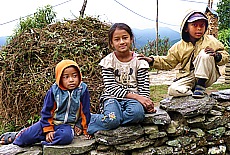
[214,52,222,62]
[149,57,154,66]
[43,126,54,133]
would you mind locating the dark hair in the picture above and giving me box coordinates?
[108,23,135,49]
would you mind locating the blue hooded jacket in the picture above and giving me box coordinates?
[40,60,91,135]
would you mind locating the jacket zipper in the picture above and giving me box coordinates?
[64,91,73,123]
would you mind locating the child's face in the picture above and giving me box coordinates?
[60,66,80,90]
[185,19,206,41]
[111,28,133,53]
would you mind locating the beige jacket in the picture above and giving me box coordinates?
[151,10,229,79]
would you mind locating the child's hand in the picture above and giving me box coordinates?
[74,126,82,136]
[46,131,54,143]
[137,54,154,64]
[205,47,216,56]
[84,134,92,140]
[136,95,156,113]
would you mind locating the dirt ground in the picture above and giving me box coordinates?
[149,65,226,86]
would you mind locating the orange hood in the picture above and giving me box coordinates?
[55,60,82,90]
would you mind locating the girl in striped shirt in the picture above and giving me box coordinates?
[87,23,155,134]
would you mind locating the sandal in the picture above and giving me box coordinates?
[192,85,206,98]
[0,132,17,145]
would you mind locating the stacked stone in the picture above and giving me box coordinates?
[1,91,230,154]
[206,11,218,38]
[205,7,218,38]
[225,56,230,84]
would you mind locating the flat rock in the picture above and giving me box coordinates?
[94,125,144,145]
[160,95,216,118]
[0,143,42,155]
[142,106,171,125]
[43,136,96,155]
[210,89,230,101]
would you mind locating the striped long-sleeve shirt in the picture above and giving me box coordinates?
[99,52,150,103]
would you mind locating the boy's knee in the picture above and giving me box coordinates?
[168,83,177,95]
[55,125,74,144]
[168,85,192,97]
[199,49,215,61]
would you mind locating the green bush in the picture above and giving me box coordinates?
[218,28,230,53]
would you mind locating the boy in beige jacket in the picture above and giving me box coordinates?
[139,10,229,98]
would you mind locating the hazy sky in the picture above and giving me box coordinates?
[0,0,219,36]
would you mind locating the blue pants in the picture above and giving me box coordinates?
[13,121,74,146]
[87,99,145,134]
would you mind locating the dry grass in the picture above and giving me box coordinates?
[0,16,111,131]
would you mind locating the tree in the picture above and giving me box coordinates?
[80,0,88,18]
[12,5,56,37]
[138,36,171,57]
[218,28,230,51]
[216,0,230,30]
[216,0,230,52]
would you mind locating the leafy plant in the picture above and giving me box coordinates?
[27,114,41,126]
[138,36,170,56]
[218,28,230,53]
[216,0,230,30]
[7,5,56,44]
[0,121,17,135]
[216,0,230,53]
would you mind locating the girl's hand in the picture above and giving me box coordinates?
[205,46,216,56]
[74,126,82,136]
[136,95,156,113]
[75,126,92,139]
[46,131,54,143]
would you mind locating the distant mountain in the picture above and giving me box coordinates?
[171,38,181,46]
[133,27,180,49]
[0,27,180,49]
[0,36,7,47]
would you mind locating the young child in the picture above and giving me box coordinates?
[139,10,229,98]
[87,23,155,135]
[0,59,91,146]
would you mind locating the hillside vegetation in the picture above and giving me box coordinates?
[0,16,111,132]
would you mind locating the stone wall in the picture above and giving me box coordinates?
[1,90,230,155]
[205,6,218,38]
[226,57,230,84]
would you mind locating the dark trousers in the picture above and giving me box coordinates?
[13,121,74,146]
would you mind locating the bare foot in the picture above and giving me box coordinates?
[0,132,17,145]
[0,136,13,145]
[84,134,92,140]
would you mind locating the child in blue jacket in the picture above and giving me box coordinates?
[0,59,91,146]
